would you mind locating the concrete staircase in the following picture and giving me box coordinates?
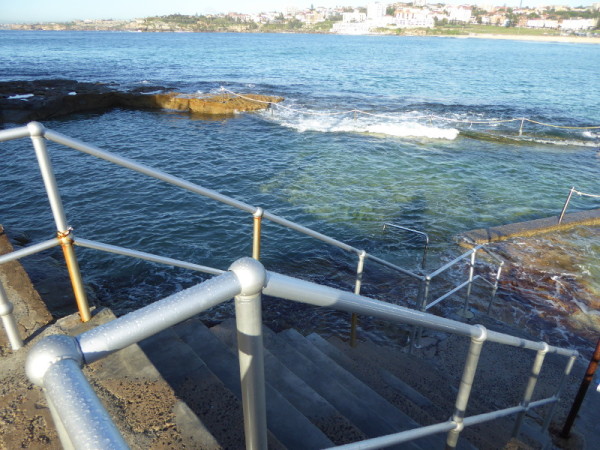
[138,317,553,450]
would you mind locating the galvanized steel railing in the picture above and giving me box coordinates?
[0,122,503,350]
[558,186,600,224]
[0,123,580,449]
[24,257,578,450]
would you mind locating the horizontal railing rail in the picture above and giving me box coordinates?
[382,223,429,270]
[25,258,578,450]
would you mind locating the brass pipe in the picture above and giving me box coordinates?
[252,208,263,260]
[58,231,91,322]
[350,251,366,347]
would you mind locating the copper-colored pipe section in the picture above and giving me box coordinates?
[58,230,91,322]
[252,208,263,260]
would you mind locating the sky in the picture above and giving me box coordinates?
[0,0,594,23]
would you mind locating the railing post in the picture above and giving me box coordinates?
[57,229,91,322]
[350,250,366,347]
[230,258,268,450]
[0,280,23,350]
[561,338,600,438]
[458,249,477,320]
[412,276,430,351]
[28,122,91,322]
[558,187,575,224]
[486,262,503,315]
[252,207,263,260]
[512,343,549,439]
[542,353,576,433]
[446,325,487,449]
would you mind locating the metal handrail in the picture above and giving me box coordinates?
[25,258,578,450]
[558,186,600,224]
[382,223,429,270]
[0,122,503,350]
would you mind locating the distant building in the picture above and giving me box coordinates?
[560,18,597,30]
[527,19,559,28]
[342,10,366,23]
[395,8,435,28]
[367,2,386,20]
[447,6,472,23]
[414,0,428,7]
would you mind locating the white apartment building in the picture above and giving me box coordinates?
[560,18,597,30]
[447,6,472,23]
[526,19,559,28]
[342,10,367,23]
[395,8,435,28]
[367,2,386,20]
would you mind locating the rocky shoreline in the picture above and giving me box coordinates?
[0,79,283,124]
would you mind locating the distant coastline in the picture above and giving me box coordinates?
[2,27,600,45]
[445,32,600,44]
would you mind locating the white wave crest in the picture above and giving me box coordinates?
[261,107,459,140]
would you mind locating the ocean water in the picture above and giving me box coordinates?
[0,31,599,353]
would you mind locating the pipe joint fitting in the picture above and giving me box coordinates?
[229,257,266,297]
[0,301,14,316]
[26,334,83,386]
[253,207,264,218]
[451,419,465,432]
[27,121,46,137]
[472,324,488,343]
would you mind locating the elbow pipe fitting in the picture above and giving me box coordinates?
[229,257,266,297]
[27,121,46,137]
[26,334,83,386]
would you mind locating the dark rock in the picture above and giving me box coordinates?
[0,79,283,125]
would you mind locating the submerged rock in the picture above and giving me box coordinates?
[0,79,283,124]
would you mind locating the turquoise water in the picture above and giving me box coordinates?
[0,31,598,350]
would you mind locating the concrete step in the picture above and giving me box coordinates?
[62,309,219,448]
[210,319,367,446]
[173,318,334,450]
[308,333,482,450]
[328,336,541,450]
[265,326,448,449]
[306,333,439,423]
[138,326,247,449]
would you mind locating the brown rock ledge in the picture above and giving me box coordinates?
[0,79,283,124]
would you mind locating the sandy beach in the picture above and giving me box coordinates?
[459,33,600,44]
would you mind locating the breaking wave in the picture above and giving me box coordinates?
[259,105,460,140]
[255,100,598,146]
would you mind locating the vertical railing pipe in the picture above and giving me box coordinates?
[486,262,504,315]
[446,325,487,449]
[350,250,366,347]
[230,258,268,450]
[252,207,263,260]
[558,187,575,224]
[28,122,91,322]
[542,354,577,433]
[512,343,549,438]
[459,249,477,319]
[413,276,431,350]
[0,281,23,350]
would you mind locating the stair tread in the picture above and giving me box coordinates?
[308,333,436,412]
[265,326,455,449]
[139,327,247,449]
[210,319,367,446]
[173,318,334,450]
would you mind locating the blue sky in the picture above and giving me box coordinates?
[0,0,593,23]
